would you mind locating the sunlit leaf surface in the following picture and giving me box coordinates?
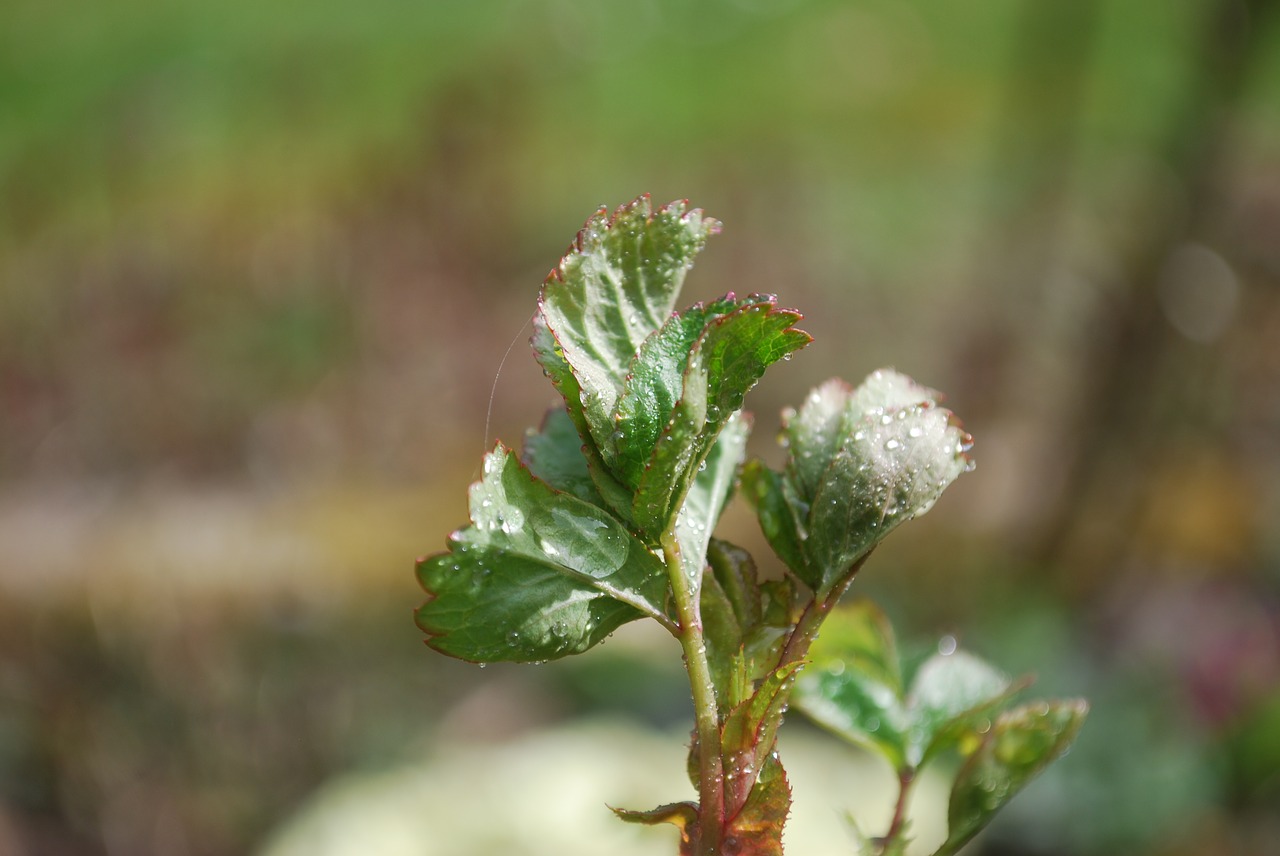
[416,445,669,662]
[751,369,972,594]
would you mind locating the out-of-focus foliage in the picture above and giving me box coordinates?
[2,0,1279,854]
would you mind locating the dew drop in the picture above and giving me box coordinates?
[908,426,924,438]
[885,438,901,451]
[938,635,957,656]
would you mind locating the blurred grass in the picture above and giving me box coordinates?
[2,0,1279,853]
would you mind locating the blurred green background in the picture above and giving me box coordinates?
[2,0,1279,853]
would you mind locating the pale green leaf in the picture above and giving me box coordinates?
[794,601,910,770]
[772,369,972,595]
[906,651,1013,767]
[794,654,910,772]
[673,410,750,580]
[934,700,1089,856]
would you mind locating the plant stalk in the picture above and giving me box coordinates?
[880,767,915,853]
[662,531,724,856]
[776,556,867,671]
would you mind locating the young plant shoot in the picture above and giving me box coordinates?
[416,196,1086,856]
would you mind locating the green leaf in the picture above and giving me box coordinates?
[531,316,635,521]
[707,539,763,635]
[809,600,902,693]
[742,578,797,688]
[521,406,605,507]
[611,295,744,486]
[721,663,803,821]
[784,373,941,504]
[795,604,909,769]
[699,569,748,710]
[673,410,751,579]
[796,602,1021,773]
[701,541,797,710]
[416,445,672,662]
[795,649,910,772]
[805,403,970,593]
[934,700,1089,856]
[538,196,719,460]
[774,370,973,596]
[741,460,809,583]
[906,651,1014,767]
[632,298,810,536]
[612,801,698,828]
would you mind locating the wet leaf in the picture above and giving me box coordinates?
[673,411,751,580]
[812,599,902,692]
[794,601,910,769]
[538,196,719,460]
[631,298,809,537]
[522,406,605,507]
[785,373,940,504]
[795,601,1018,773]
[708,540,762,632]
[612,296,749,486]
[805,402,969,595]
[933,700,1089,856]
[699,570,749,710]
[701,540,799,709]
[907,651,1017,767]
[723,750,791,856]
[531,317,635,522]
[796,651,910,772]
[721,663,803,820]
[761,370,972,595]
[741,460,809,582]
[416,444,670,662]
